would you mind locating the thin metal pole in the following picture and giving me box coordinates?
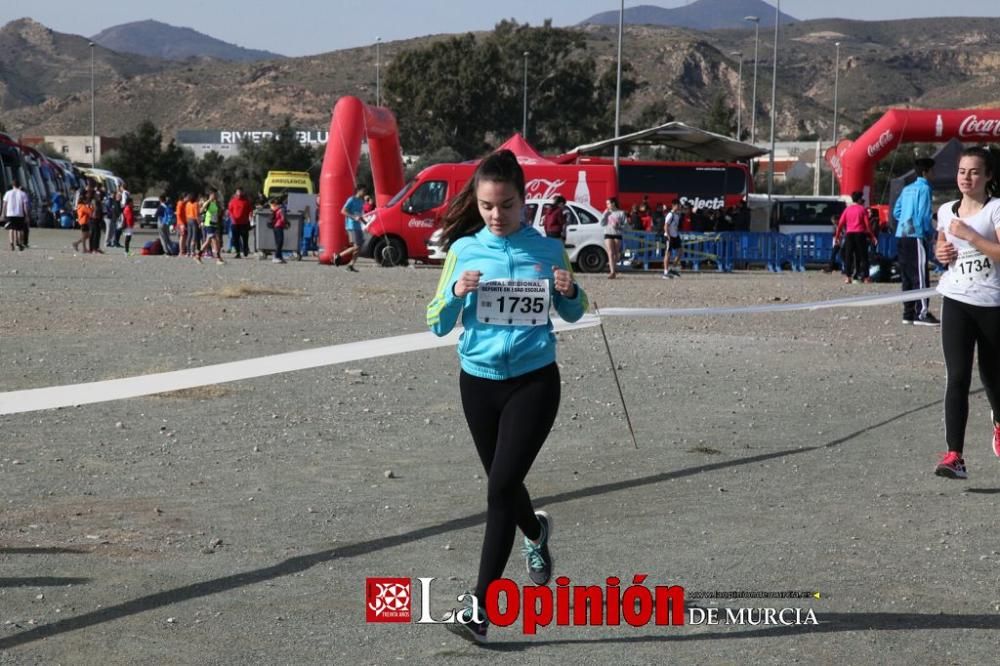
[593,300,638,449]
[376,37,381,107]
[830,42,840,195]
[613,0,624,169]
[90,42,96,168]
[522,51,529,137]
[732,52,743,140]
[768,1,779,201]
[745,16,760,144]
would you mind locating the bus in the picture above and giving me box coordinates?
[565,158,752,212]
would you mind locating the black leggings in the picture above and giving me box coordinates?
[89,219,103,251]
[942,297,1000,453]
[844,233,870,280]
[460,362,560,601]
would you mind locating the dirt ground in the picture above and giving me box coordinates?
[1,228,998,665]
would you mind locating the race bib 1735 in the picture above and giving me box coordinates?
[476,279,551,326]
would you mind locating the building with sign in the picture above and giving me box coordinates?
[176,129,336,157]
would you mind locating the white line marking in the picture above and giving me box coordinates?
[600,287,938,318]
[0,316,601,415]
[0,287,939,416]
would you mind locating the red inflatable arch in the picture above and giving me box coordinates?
[828,108,1000,203]
[318,96,405,264]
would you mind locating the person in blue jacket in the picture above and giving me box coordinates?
[427,149,588,644]
[894,157,940,325]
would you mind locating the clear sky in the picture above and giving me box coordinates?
[2,0,999,57]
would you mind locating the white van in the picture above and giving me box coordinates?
[425,198,609,272]
[747,194,851,234]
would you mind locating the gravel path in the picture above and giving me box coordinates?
[1,228,997,664]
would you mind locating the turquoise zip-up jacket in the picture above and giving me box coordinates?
[426,224,589,380]
[893,176,933,239]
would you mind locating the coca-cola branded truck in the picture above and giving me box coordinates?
[361,161,616,265]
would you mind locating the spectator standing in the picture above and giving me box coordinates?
[90,187,106,253]
[175,194,189,256]
[639,204,653,232]
[542,196,569,241]
[662,200,683,279]
[104,189,121,248]
[894,157,940,325]
[50,190,65,227]
[270,198,287,263]
[835,191,878,284]
[115,183,130,247]
[3,180,31,251]
[227,187,253,258]
[156,195,175,255]
[72,192,93,253]
[628,204,642,231]
[652,203,666,235]
[121,198,135,255]
[185,194,201,258]
[601,197,626,279]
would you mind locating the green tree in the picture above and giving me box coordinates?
[234,117,317,193]
[102,120,165,194]
[384,20,638,157]
[156,140,200,200]
[633,100,676,131]
[703,93,736,137]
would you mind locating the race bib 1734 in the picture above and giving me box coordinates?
[950,247,993,284]
[476,279,551,326]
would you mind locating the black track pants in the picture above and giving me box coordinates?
[459,362,560,601]
[898,237,930,320]
[942,296,1000,453]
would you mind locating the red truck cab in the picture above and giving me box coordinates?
[361,161,616,265]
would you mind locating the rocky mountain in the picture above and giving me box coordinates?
[0,18,170,110]
[2,16,1000,149]
[91,20,284,62]
[581,0,798,30]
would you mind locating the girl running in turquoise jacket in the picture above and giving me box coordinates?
[427,150,588,644]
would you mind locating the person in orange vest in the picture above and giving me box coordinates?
[175,193,189,256]
[185,193,202,259]
[72,191,94,253]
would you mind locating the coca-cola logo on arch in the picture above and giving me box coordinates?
[829,155,843,179]
[866,130,894,158]
[958,115,1000,138]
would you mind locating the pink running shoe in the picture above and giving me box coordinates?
[992,412,1000,458]
[935,451,968,480]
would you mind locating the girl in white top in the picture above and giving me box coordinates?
[932,146,1000,479]
[601,197,626,279]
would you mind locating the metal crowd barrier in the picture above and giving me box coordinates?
[613,231,944,274]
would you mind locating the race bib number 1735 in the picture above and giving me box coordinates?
[476,279,551,326]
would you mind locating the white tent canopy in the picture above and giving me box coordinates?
[564,122,769,161]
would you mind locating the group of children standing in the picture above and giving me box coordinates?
[70,184,135,254]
